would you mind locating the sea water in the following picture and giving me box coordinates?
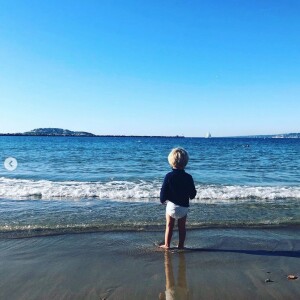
[0,136,299,237]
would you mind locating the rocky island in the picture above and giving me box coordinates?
[1,128,95,137]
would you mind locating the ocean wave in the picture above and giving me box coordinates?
[195,185,300,202]
[0,177,300,202]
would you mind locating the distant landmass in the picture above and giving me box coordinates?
[0,128,95,137]
[24,128,96,136]
[0,128,299,138]
[0,128,184,138]
[234,133,300,139]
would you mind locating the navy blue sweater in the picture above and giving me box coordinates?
[160,169,197,207]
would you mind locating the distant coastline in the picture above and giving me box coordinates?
[230,133,300,139]
[0,128,185,138]
[0,128,299,138]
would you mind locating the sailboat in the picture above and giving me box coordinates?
[205,132,211,138]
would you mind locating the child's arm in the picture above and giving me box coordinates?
[160,175,170,204]
[189,176,197,200]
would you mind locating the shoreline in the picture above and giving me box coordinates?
[2,223,300,236]
[1,224,300,240]
[0,227,299,299]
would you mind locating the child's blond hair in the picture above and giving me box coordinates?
[168,147,189,169]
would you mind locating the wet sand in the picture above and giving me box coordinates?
[0,227,299,299]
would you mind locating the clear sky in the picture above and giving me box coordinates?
[0,0,299,137]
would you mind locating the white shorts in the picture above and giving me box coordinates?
[166,201,188,220]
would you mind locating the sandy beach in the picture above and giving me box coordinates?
[0,227,299,299]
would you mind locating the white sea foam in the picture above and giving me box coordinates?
[1,177,300,202]
[0,177,300,202]
[195,185,300,202]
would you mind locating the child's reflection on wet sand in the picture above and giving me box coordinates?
[159,251,189,300]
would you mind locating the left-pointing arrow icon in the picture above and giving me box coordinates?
[4,157,18,171]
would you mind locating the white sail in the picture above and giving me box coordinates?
[206,132,211,138]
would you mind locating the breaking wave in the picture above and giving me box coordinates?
[1,177,300,202]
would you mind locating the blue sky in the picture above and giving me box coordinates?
[0,0,299,137]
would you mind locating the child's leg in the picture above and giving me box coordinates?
[177,215,187,249]
[160,214,175,249]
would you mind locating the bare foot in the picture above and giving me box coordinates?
[159,245,170,250]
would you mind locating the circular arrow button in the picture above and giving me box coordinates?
[4,157,18,171]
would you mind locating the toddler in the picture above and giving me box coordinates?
[160,148,197,249]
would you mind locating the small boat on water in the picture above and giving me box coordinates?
[205,132,211,138]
